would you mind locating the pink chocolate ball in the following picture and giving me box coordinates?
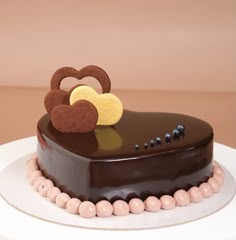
[47,187,61,202]
[160,195,176,210]
[30,153,38,158]
[96,200,113,217]
[28,170,42,185]
[26,164,38,178]
[212,160,219,167]
[26,157,38,167]
[33,176,46,191]
[39,179,54,197]
[199,183,213,198]
[66,198,81,214]
[79,201,96,218]
[56,193,70,208]
[213,166,224,177]
[144,196,161,212]
[113,200,130,216]
[213,173,224,186]
[208,177,220,193]
[129,198,144,214]
[188,186,203,203]
[174,190,190,207]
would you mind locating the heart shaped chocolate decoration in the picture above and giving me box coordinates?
[44,65,111,114]
[70,85,123,125]
[50,66,111,93]
[51,100,98,133]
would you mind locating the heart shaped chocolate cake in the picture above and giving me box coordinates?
[30,65,220,217]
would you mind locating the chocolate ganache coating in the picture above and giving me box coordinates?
[37,110,213,203]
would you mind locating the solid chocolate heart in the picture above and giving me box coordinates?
[51,100,98,133]
[44,89,69,114]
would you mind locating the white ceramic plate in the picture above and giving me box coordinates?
[0,137,236,240]
[0,154,235,230]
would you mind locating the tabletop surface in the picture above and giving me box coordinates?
[0,86,235,148]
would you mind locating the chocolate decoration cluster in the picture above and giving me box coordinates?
[135,124,185,150]
[43,66,123,133]
[37,110,213,203]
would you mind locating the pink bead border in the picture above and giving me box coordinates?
[26,154,225,218]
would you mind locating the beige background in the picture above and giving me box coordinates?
[0,1,235,148]
[0,0,235,91]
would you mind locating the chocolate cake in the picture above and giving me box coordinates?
[36,65,214,204]
[37,111,213,203]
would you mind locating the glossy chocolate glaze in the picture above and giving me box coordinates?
[37,110,213,203]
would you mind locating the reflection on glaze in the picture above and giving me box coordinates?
[95,127,122,151]
[38,110,213,159]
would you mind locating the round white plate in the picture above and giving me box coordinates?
[0,154,235,230]
[0,137,236,240]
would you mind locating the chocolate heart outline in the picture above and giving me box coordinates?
[50,65,111,94]
[44,65,111,114]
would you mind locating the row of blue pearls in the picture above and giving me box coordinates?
[135,124,185,150]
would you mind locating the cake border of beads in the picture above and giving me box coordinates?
[26,154,225,218]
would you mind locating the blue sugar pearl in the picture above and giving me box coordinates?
[156,137,161,145]
[172,129,180,139]
[135,144,140,150]
[144,143,148,149]
[165,133,171,142]
[177,124,185,133]
[150,140,155,147]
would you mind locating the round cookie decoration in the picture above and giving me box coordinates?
[44,65,123,133]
